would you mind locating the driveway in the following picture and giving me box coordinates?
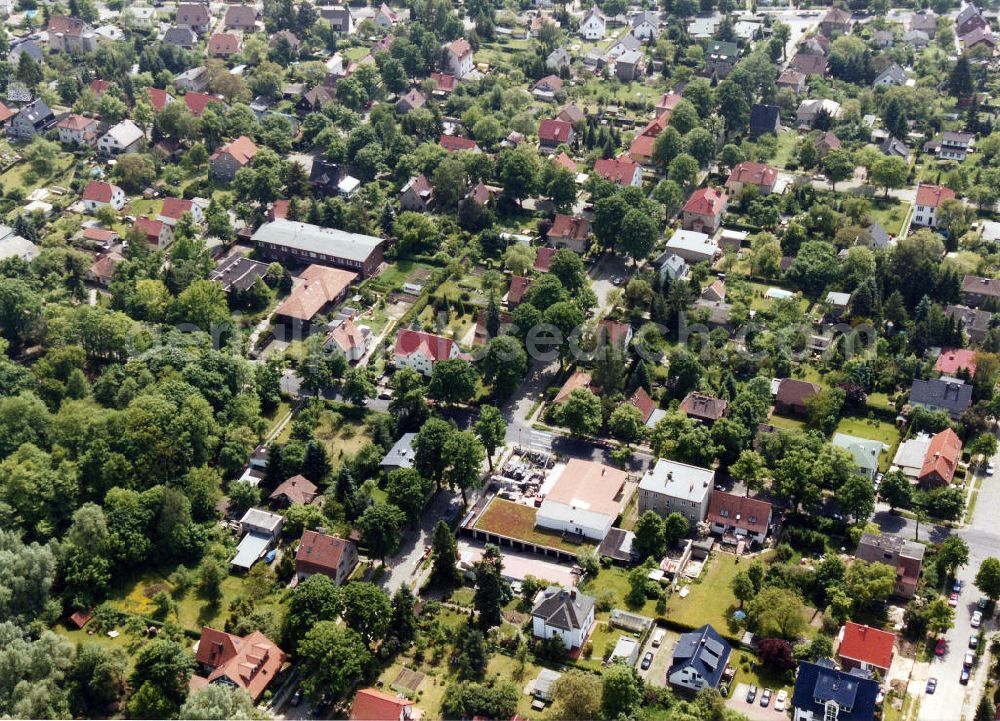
[726,684,791,721]
[379,488,465,593]
[637,628,679,686]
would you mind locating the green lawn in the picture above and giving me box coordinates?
[835,416,900,446]
[866,199,909,237]
[730,649,794,697]
[768,414,806,431]
[770,130,799,170]
[312,407,377,472]
[666,553,743,636]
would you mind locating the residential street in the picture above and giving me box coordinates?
[918,450,1000,721]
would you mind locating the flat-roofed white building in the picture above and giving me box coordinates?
[535,459,630,541]
[638,459,714,524]
[231,508,284,570]
[663,230,720,265]
[251,219,384,277]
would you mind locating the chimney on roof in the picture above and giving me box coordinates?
[317,526,326,535]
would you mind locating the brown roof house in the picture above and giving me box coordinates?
[726,161,778,195]
[224,5,258,32]
[295,529,359,585]
[682,187,728,234]
[855,532,924,599]
[773,378,820,416]
[208,33,241,58]
[396,89,426,113]
[961,275,1000,309]
[548,214,591,254]
[176,3,211,33]
[706,490,773,545]
[917,428,962,489]
[538,118,575,150]
[268,474,320,507]
[399,175,434,212]
[679,392,728,425]
[273,265,358,338]
[193,628,286,701]
[209,136,258,182]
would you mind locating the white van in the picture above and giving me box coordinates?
[651,628,666,647]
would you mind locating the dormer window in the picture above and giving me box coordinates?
[720,509,729,518]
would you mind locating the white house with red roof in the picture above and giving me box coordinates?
[935,347,977,377]
[538,118,575,150]
[725,161,778,195]
[835,622,895,676]
[593,157,642,187]
[133,216,174,249]
[683,187,728,233]
[56,114,99,146]
[82,181,126,212]
[706,490,772,545]
[913,183,956,228]
[158,197,207,227]
[350,688,422,721]
[146,87,175,113]
[445,38,474,78]
[394,328,467,376]
[192,628,286,702]
[295,529,359,585]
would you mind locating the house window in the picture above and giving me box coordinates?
[720,509,729,517]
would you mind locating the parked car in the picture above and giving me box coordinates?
[949,592,959,607]
[953,580,963,593]
[290,690,302,707]
[641,652,653,670]
[988,461,995,475]
[935,638,947,656]
[926,678,937,694]
[775,690,788,712]
[960,667,971,685]
[746,685,757,704]
[978,597,989,611]
[971,610,983,628]
[760,689,772,707]
[970,632,980,649]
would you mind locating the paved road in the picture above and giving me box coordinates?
[919,446,1000,721]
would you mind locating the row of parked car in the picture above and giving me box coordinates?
[745,685,787,712]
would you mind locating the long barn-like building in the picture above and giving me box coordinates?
[251,219,384,277]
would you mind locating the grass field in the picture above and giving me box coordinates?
[666,553,742,634]
[473,498,586,553]
[835,416,900,446]
[312,407,376,471]
[767,414,806,431]
[866,199,909,237]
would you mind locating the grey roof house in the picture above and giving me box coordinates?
[791,659,879,721]
[531,586,595,650]
[379,433,417,472]
[908,378,973,419]
[668,624,732,691]
[749,104,780,139]
[8,98,54,139]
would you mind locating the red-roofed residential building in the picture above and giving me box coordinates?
[90,79,111,96]
[325,317,369,361]
[208,32,241,58]
[210,136,258,181]
[534,246,555,272]
[506,275,532,307]
[193,628,286,701]
[629,387,657,423]
[554,370,593,403]
[707,490,773,545]
[682,187,728,233]
[628,112,671,165]
[350,688,421,721]
[0,102,13,127]
[295,529,359,585]
[57,114,100,146]
[133,217,174,249]
[430,72,456,95]
[446,38,474,78]
[159,197,206,226]
[147,87,175,112]
[274,264,358,333]
[538,119,575,150]
[553,151,576,173]
[935,348,977,378]
[81,226,119,249]
[82,181,126,212]
[394,328,467,376]
[184,92,225,117]
[548,214,591,254]
[836,622,895,675]
[726,162,778,195]
[598,318,633,347]
[913,183,957,228]
[918,428,962,489]
[593,157,642,187]
[655,92,683,116]
[269,475,319,507]
[439,134,480,153]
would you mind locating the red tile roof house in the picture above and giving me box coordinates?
[133,217,174,249]
[56,114,99,146]
[268,474,319,507]
[547,214,591,254]
[192,628,286,702]
[90,79,111,96]
[446,37,474,78]
[538,118,576,151]
[629,387,657,424]
[349,688,422,721]
[935,348,977,378]
[706,490,773,545]
[429,72,456,95]
[679,391,729,425]
[208,32,241,58]
[682,187,728,234]
[505,275,532,307]
[273,265,358,338]
[554,369,593,403]
[534,246,556,272]
[725,161,779,195]
[628,112,671,165]
[913,183,957,229]
[147,87,175,112]
[773,378,821,416]
[836,622,895,676]
[594,156,642,187]
[439,134,480,152]
[82,181,126,212]
[158,197,206,227]
[598,318,633,347]
[393,328,468,377]
[295,529,359,586]
[0,102,13,127]
[209,136,258,182]
[917,428,962,489]
[184,92,226,117]
[224,5,259,32]
[176,2,212,33]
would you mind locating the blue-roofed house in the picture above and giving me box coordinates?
[667,624,732,691]
[791,659,880,721]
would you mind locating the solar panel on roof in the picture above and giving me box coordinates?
[705,638,724,655]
